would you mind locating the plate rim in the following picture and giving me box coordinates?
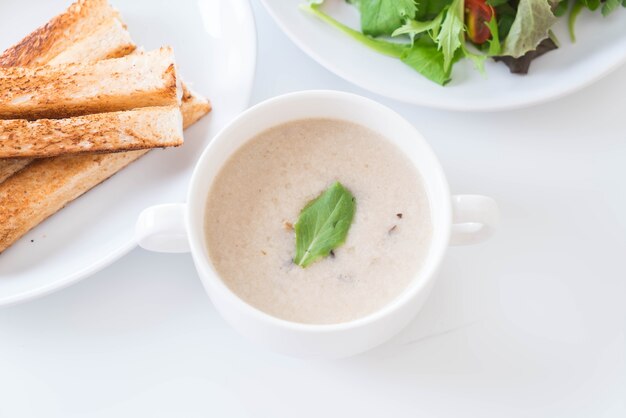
[259,0,626,111]
[0,0,258,307]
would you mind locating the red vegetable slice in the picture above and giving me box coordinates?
[465,0,494,45]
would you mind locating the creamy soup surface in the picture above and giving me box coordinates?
[204,119,432,324]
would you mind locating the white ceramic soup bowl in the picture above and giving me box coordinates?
[136,90,499,359]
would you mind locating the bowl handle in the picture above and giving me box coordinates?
[135,203,190,253]
[450,195,499,246]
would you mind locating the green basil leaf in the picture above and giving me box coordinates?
[294,182,356,268]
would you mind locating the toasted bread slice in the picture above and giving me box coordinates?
[0,47,180,120]
[0,152,146,254]
[0,16,138,183]
[0,0,212,251]
[0,10,210,185]
[0,89,209,182]
[0,0,121,68]
[50,18,135,65]
[0,106,183,158]
[0,104,208,252]
[181,85,212,127]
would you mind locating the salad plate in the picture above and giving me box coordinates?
[0,0,257,306]
[260,0,626,111]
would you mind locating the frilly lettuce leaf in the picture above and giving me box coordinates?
[392,10,444,43]
[301,3,450,85]
[501,0,557,58]
[436,0,464,72]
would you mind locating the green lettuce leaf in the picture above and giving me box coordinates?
[415,0,452,20]
[350,0,417,37]
[300,1,455,86]
[602,0,621,15]
[553,0,570,16]
[486,0,510,6]
[462,45,487,74]
[580,0,601,10]
[400,38,451,85]
[501,0,557,58]
[436,0,464,72]
[493,3,517,39]
[392,11,444,43]
[486,16,502,56]
[300,3,406,58]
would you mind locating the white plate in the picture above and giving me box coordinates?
[0,0,257,306]
[260,0,626,111]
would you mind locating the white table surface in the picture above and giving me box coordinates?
[1,1,625,417]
